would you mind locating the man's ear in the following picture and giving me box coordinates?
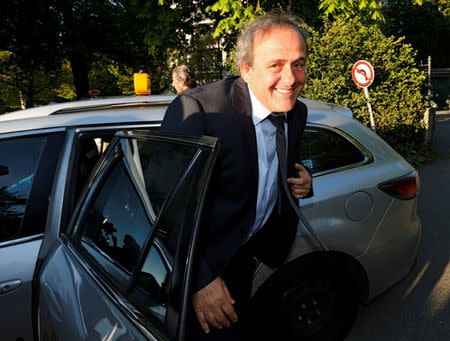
[240,63,252,83]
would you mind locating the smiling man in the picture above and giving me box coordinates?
[161,11,312,340]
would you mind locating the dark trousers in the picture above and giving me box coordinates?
[186,212,290,340]
[186,243,257,341]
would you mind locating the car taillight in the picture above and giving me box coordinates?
[377,170,419,200]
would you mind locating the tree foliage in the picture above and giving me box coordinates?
[52,0,155,98]
[0,0,165,101]
[0,0,62,107]
[382,0,450,67]
[319,0,450,21]
[205,0,324,37]
[319,0,384,20]
[303,16,427,161]
[0,50,63,109]
[206,0,265,38]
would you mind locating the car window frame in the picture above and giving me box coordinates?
[59,124,160,232]
[302,123,374,178]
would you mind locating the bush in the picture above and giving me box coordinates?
[303,16,428,165]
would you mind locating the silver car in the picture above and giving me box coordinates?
[0,96,421,340]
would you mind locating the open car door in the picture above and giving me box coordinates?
[35,130,219,340]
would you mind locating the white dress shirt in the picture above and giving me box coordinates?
[246,86,287,239]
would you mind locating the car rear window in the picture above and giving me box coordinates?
[300,127,367,175]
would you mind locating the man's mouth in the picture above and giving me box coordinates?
[275,87,298,95]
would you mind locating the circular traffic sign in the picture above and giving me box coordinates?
[352,60,374,88]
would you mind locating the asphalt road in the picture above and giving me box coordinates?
[346,110,450,341]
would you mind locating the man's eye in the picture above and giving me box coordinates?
[269,64,282,72]
[293,62,306,71]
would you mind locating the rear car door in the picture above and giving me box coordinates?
[298,124,385,255]
[37,131,218,340]
[0,130,64,341]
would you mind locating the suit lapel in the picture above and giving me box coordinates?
[230,78,259,206]
[230,77,252,118]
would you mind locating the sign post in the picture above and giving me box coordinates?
[352,60,376,131]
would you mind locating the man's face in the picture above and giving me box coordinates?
[241,26,307,113]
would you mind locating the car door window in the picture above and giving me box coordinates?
[300,127,367,175]
[71,135,215,339]
[130,150,210,330]
[81,161,149,275]
[0,133,63,244]
[76,137,197,275]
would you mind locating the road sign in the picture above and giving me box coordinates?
[352,60,374,88]
[352,60,376,130]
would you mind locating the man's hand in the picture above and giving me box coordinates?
[192,276,238,334]
[287,163,312,199]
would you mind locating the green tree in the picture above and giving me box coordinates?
[204,0,324,38]
[0,51,62,109]
[303,16,427,162]
[53,0,153,98]
[54,61,77,101]
[0,0,160,100]
[382,0,450,67]
[137,0,231,92]
[0,0,62,107]
[206,0,265,38]
[88,57,135,96]
[319,0,450,21]
[203,0,450,37]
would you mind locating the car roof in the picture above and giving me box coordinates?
[0,95,353,135]
[1,95,409,172]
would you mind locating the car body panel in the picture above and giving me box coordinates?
[0,106,166,135]
[358,198,421,299]
[39,240,158,341]
[0,96,176,122]
[0,237,41,341]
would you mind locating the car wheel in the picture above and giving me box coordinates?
[251,267,358,341]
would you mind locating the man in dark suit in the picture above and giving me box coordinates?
[161,12,312,340]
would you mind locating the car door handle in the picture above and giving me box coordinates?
[0,280,22,294]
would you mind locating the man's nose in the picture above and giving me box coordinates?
[281,65,296,84]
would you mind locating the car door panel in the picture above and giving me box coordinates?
[0,132,64,341]
[39,241,151,341]
[287,166,392,260]
[0,238,41,341]
[37,132,219,340]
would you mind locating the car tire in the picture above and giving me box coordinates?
[250,262,359,341]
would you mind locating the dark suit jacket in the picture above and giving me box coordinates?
[161,77,309,292]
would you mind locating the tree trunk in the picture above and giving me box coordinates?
[24,77,34,108]
[70,53,90,99]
